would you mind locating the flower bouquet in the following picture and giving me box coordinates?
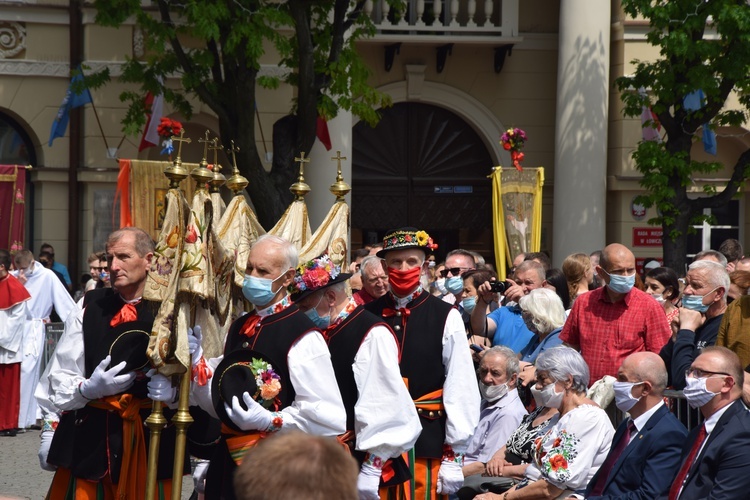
[501,127,527,171]
[157,117,183,158]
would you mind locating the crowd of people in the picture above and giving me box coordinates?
[3,229,750,499]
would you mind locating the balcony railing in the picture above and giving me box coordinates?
[363,0,519,38]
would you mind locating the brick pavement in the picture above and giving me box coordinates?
[0,429,194,499]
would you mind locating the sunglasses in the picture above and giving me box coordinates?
[439,267,471,278]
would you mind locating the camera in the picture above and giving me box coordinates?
[489,281,510,294]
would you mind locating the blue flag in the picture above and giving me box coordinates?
[48,69,93,146]
[683,90,717,155]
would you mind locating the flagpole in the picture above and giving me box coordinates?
[88,98,111,152]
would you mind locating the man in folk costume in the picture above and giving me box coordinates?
[189,234,346,499]
[291,253,421,500]
[0,249,31,437]
[43,227,189,499]
[365,228,480,499]
[12,249,76,430]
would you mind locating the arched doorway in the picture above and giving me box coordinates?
[352,102,495,261]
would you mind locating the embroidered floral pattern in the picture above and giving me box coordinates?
[442,444,464,465]
[534,428,580,483]
[256,295,292,317]
[364,453,385,470]
[382,229,438,253]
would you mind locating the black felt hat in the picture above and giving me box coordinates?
[211,349,284,432]
[107,321,152,373]
[376,227,438,259]
[289,253,351,303]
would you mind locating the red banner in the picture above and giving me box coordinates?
[0,165,26,253]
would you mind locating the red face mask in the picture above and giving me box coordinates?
[388,266,422,297]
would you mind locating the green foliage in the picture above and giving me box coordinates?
[91,0,388,138]
[616,0,750,253]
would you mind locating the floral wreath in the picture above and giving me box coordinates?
[157,117,183,157]
[239,358,282,408]
[501,127,527,171]
[290,254,341,295]
[384,230,438,252]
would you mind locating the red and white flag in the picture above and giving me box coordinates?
[139,91,165,151]
[316,115,332,151]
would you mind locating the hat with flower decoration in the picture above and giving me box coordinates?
[212,349,287,433]
[376,227,438,259]
[288,253,352,303]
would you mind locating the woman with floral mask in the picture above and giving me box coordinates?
[475,346,614,500]
[644,266,681,330]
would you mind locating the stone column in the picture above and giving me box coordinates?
[307,110,353,229]
[552,1,611,266]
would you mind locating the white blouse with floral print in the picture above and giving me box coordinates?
[524,404,614,492]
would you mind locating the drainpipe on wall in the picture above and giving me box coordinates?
[67,0,82,285]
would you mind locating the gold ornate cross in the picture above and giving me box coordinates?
[227,140,240,172]
[294,151,310,177]
[331,150,347,171]
[171,129,191,159]
[198,130,212,163]
[208,137,222,171]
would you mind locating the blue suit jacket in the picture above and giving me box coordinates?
[674,399,750,500]
[585,404,687,500]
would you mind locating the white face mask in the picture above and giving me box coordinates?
[479,381,508,402]
[613,381,644,413]
[435,278,448,295]
[683,375,721,409]
[650,293,666,305]
[537,381,564,409]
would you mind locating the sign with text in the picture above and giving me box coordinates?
[633,227,663,247]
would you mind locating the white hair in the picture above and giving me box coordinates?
[254,234,298,270]
[359,255,383,277]
[518,288,566,334]
[482,346,520,379]
[535,346,589,394]
[689,259,731,293]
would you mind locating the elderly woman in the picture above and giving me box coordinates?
[476,346,614,500]
[518,288,566,364]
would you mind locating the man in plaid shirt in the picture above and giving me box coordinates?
[560,243,672,383]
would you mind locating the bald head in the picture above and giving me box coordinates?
[622,352,668,393]
[698,346,744,392]
[600,243,635,272]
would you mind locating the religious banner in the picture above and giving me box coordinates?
[299,200,349,271]
[268,199,312,250]
[116,159,197,240]
[0,165,27,253]
[490,167,545,280]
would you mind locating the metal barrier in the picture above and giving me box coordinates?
[42,322,65,375]
[664,389,704,431]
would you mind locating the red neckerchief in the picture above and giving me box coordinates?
[110,298,141,327]
[0,273,30,311]
[239,295,293,338]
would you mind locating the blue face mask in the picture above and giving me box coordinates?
[682,288,717,313]
[445,276,464,295]
[242,273,285,306]
[461,296,477,314]
[604,271,635,294]
[304,295,330,329]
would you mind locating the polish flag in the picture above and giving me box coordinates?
[139,91,165,151]
[316,115,332,151]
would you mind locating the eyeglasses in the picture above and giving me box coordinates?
[685,367,731,379]
[439,267,472,278]
[367,276,387,285]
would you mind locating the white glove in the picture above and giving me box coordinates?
[224,392,273,432]
[436,459,464,495]
[146,370,176,403]
[80,355,136,400]
[188,325,203,367]
[357,462,381,500]
[193,459,210,494]
[38,430,56,471]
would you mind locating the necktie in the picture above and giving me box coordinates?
[110,302,139,327]
[589,420,636,496]
[239,314,262,339]
[668,423,707,500]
